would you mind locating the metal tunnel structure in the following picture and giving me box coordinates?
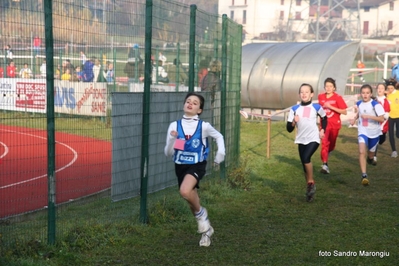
[241,41,360,109]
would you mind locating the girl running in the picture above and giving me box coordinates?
[350,84,385,186]
[373,83,390,163]
[318,77,347,174]
[164,92,225,247]
[287,83,327,202]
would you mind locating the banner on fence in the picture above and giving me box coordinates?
[0,78,108,116]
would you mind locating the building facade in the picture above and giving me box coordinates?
[218,0,398,41]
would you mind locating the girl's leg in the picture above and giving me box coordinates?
[299,142,319,201]
[299,142,319,183]
[304,163,314,183]
[320,128,330,163]
[388,118,396,152]
[179,174,200,214]
[359,142,367,175]
[378,133,386,145]
[328,128,340,154]
[396,119,399,138]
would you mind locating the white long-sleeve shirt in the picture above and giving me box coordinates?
[164,115,225,164]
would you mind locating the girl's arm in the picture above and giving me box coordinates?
[320,115,327,131]
[164,122,177,157]
[324,96,348,115]
[286,109,296,133]
[360,114,385,123]
[204,123,225,164]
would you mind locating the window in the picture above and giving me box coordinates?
[230,10,234,20]
[296,0,301,6]
[388,21,393,30]
[295,11,301,19]
[364,7,370,12]
[389,1,394,10]
[363,21,369,35]
[281,0,284,5]
[243,10,247,24]
[280,11,284,19]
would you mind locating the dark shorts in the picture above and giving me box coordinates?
[175,160,207,189]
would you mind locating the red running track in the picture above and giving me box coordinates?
[0,125,111,218]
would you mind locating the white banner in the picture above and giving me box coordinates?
[0,78,108,116]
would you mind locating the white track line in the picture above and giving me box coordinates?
[0,129,78,189]
[0,141,9,158]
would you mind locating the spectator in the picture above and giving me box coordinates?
[19,63,33,79]
[391,57,399,80]
[158,51,167,64]
[61,68,72,81]
[104,62,114,83]
[6,61,17,78]
[80,51,87,65]
[55,64,61,80]
[0,67,3,78]
[33,35,42,55]
[65,59,75,73]
[93,58,101,82]
[201,60,221,103]
[40,59,46,78]
[82,57,95,82]
[198,59,209,86]
[4,45,13,64]
[124,57,144,85]
[128,44,143,63]
[167,58,188,85]
[357,60,366,82]
[152,60,168,84]
[73,66,83,82]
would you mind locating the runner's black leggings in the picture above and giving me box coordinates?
[298,142,319,173]
[388,118,399,151]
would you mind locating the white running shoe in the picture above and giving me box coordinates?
[391,151,398,158]
[199,226,214,247]
[320,164,330,174]
[196,208,210,233]
[374,156,377,162]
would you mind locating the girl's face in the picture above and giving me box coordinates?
[184,95,202,116]
[387,85,395,95]
[324,81,335,95]
[376,84,386,97]
[361,87,372,102]
[299,85,313,102]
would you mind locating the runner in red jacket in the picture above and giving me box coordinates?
[317,77,347,174]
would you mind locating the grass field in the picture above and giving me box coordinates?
[1,119,398,266]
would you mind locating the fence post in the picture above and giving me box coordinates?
[175,42,180,91]
[220,14,228,179]
[44,0,56,245]
[139,0,153,224]
[267,110,271,158]
[3,48,7,78]
[188,5,197,92]
[195,41,199,86]
[113,48,116,92]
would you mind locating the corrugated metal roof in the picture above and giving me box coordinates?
[241,41,360,109]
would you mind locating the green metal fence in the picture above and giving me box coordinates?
[0,0,242,249]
